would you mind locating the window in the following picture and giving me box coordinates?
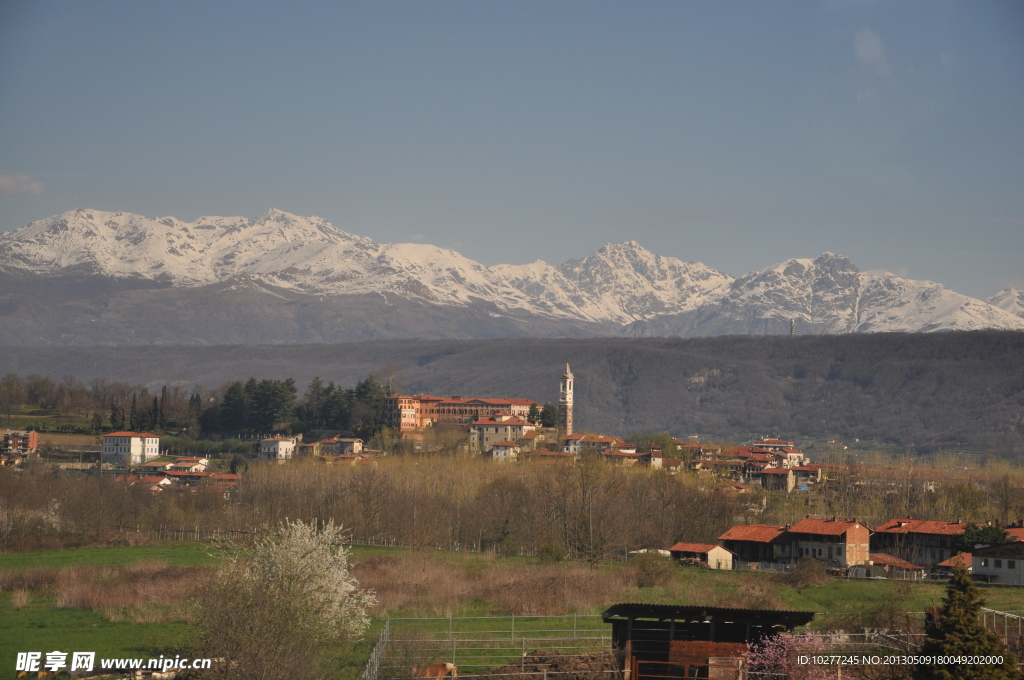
[995,560,1003,568]
[1010,561,1017,569]
[982,559,989,567]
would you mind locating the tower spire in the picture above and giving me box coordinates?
[559,363,574,436]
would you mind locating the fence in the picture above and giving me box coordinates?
[124,526,532,555]
[363,616,614,680]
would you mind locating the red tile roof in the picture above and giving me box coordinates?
[718,525,786,543]
[470,415,529,426]
[874,518,968,536]
[760,468,791,475]
[669,542,721,554]
[789,517,863,536]
[870,553,925,570]
[936,552,972,568]
[1006,528,1024,542]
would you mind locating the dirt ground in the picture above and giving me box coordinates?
[486,650,620,680]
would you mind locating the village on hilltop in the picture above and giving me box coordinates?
[3,363,1024,585]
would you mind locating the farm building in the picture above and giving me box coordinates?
[667,542,734,570]
[602,603,815,680]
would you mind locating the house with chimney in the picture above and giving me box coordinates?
[786,517,870,568]
[719,517,870,568]
[871,518,969,567]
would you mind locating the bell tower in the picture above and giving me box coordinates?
[558,363,574,436]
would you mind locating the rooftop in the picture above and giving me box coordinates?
[719,524,786,543]
[789,517,863,536]
[874,518,968,536]
[668,542,723,554]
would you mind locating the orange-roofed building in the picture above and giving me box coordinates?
[933,552,972,577]
[788,517,870,567]
[1,430,38,455]
[469,413,535,453]
[668,542,735,570]
[871,518,969,566]
[385,394,541,436]
[718,525,788,563]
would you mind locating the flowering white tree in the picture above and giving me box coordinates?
[193,519,376,680]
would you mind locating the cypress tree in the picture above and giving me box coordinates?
[129,394,138,431]
[913,565,1017,680]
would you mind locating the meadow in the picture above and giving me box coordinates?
[5,541,1024,677]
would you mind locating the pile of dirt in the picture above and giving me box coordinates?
[487,650,619,680]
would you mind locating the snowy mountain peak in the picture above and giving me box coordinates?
[989,288,1024,319]
[2,208,1022,336]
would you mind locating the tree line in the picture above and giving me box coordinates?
[0,456,734,558]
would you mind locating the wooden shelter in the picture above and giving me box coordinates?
[601,603,815,679]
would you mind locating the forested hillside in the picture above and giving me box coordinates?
[1,331,1022,454]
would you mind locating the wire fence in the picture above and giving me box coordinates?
[363,616,613,680]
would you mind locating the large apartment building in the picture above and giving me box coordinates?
[384,394,541,435]
[102,431,161,465]
[1,430,38,454]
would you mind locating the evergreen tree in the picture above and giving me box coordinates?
[221,381,249,432]
[540,403,558,428]
[913,565,1017,680]
[129,394,138,431]
[110,399,125,431]
[527,403,540,424]
[953,524,1012,553]
[158,385,168,429]
[151,396,159,431]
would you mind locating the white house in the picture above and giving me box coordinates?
[260,436,296,462]
[487,441,521,461]
[973,543,1024,585]
[102,431,161,465]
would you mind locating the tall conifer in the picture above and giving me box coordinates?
[913,565,1017,680]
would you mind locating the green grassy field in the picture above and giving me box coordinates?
[5,543,1024,677]
[0,542,218,571]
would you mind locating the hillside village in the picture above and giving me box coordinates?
[4,363,1024,586]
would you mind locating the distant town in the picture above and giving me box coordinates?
[4,363,1024,587]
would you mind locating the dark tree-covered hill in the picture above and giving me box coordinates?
[1,331,1022,454]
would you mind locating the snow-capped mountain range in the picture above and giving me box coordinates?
[1,207,1021,344]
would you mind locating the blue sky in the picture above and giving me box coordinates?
[1,1,1021,298]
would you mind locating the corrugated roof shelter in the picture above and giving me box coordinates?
[602,603,814,680]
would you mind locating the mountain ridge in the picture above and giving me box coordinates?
[1,207,1022,344]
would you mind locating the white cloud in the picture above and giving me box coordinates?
[854,28,891,81]
[0,173,44,196]
[854,28,885,66]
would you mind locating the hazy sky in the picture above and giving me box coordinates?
[1,1,1021,298]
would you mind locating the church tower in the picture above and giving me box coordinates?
[558,363,574,436]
